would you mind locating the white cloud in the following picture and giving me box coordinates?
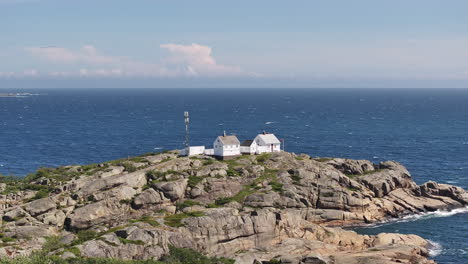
[160,43,243,77]
[19,43,246,78]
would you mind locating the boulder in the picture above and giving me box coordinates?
[23,197,56,217]
[154,179,188,201]
[132,188,166,208]
[65,198,129,230]
[327,159,375,175]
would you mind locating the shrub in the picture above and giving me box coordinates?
[226,169,239,177]
[122,162,137,173]
[41,236,64,253]
[256,153,271,163]
[161,245,234,264]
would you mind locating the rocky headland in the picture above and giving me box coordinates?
[0,151,467,264]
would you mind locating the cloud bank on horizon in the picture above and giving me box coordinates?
[1,0,468,87]
[1,43,246,78]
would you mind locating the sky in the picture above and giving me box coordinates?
[1,0,468,88]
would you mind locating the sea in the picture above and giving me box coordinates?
[0,88,467,263]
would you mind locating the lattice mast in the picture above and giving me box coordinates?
[184,111,190,149]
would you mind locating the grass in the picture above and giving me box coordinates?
[164,211,205,228]
[290,173,301,185]
[176,200,201,210]
[0,245,234,264]
[161,245,234,264]
[294,156,304,160]
[129,216,160,227]
[215,169,279,205]
[268,181,283,193]
[41,236,64,253]
[226,168,239,177]
[202,160,215,166]
[347,186,360,192]
[256,153,271,163]
[187,176,204,188]
[121,162,137,173]
[118,237,145,245]
[70,230,99,246]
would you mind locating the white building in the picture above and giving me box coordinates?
[180,146,205,156]
[213,133,241,158]
[240,140,257,155]
[253,132,281,154]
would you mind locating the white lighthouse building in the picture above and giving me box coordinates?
[213,132,241,158]
[253,132,281,154]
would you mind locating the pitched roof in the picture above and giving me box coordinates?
[241,140,254,147]
[256,133,281,144]
[217,135,240,145]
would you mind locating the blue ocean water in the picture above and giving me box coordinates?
[0,88,467,263]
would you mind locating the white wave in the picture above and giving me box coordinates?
[265,121,275,125]
[361,207,468,228]
[397,207,468,222]
[428,240,443,257]
[153,147,163,150]
[446,180,458,184]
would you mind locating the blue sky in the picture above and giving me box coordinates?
[1,0,468,88]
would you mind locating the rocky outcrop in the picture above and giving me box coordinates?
[0,150,466,263]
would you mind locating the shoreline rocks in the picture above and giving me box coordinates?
[0,150,466,263]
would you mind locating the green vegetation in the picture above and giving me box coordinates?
[41,236,64,253]
[0,245,233,264]
[187,176,204,188]
[294,156,304,161]
[71,230,99,246]
[118,237,145,245]
[202,160,214,166]
[160,245,234,264]
[147,170,180,182]
[129,216,160,227]
[255,153,271,163]
[347,186,360,192]
[0,175,53,200]
[164,211,205,228]
[121,162,137,173]
[226,168,239,177]
[176,200,201,210]
[290,172,301,185]
[268,181,283,193]
[0,232,16,243]
[215,169,279,205]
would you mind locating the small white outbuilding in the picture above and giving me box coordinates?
[213,133,241,158]
[180,146,206,156]
[240,140,257,155]
[254,132,281,154]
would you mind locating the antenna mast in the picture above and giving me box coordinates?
[184,111,190,148]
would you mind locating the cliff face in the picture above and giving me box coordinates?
[0,151,467,264]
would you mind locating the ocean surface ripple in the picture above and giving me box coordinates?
[0,88,467,263]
